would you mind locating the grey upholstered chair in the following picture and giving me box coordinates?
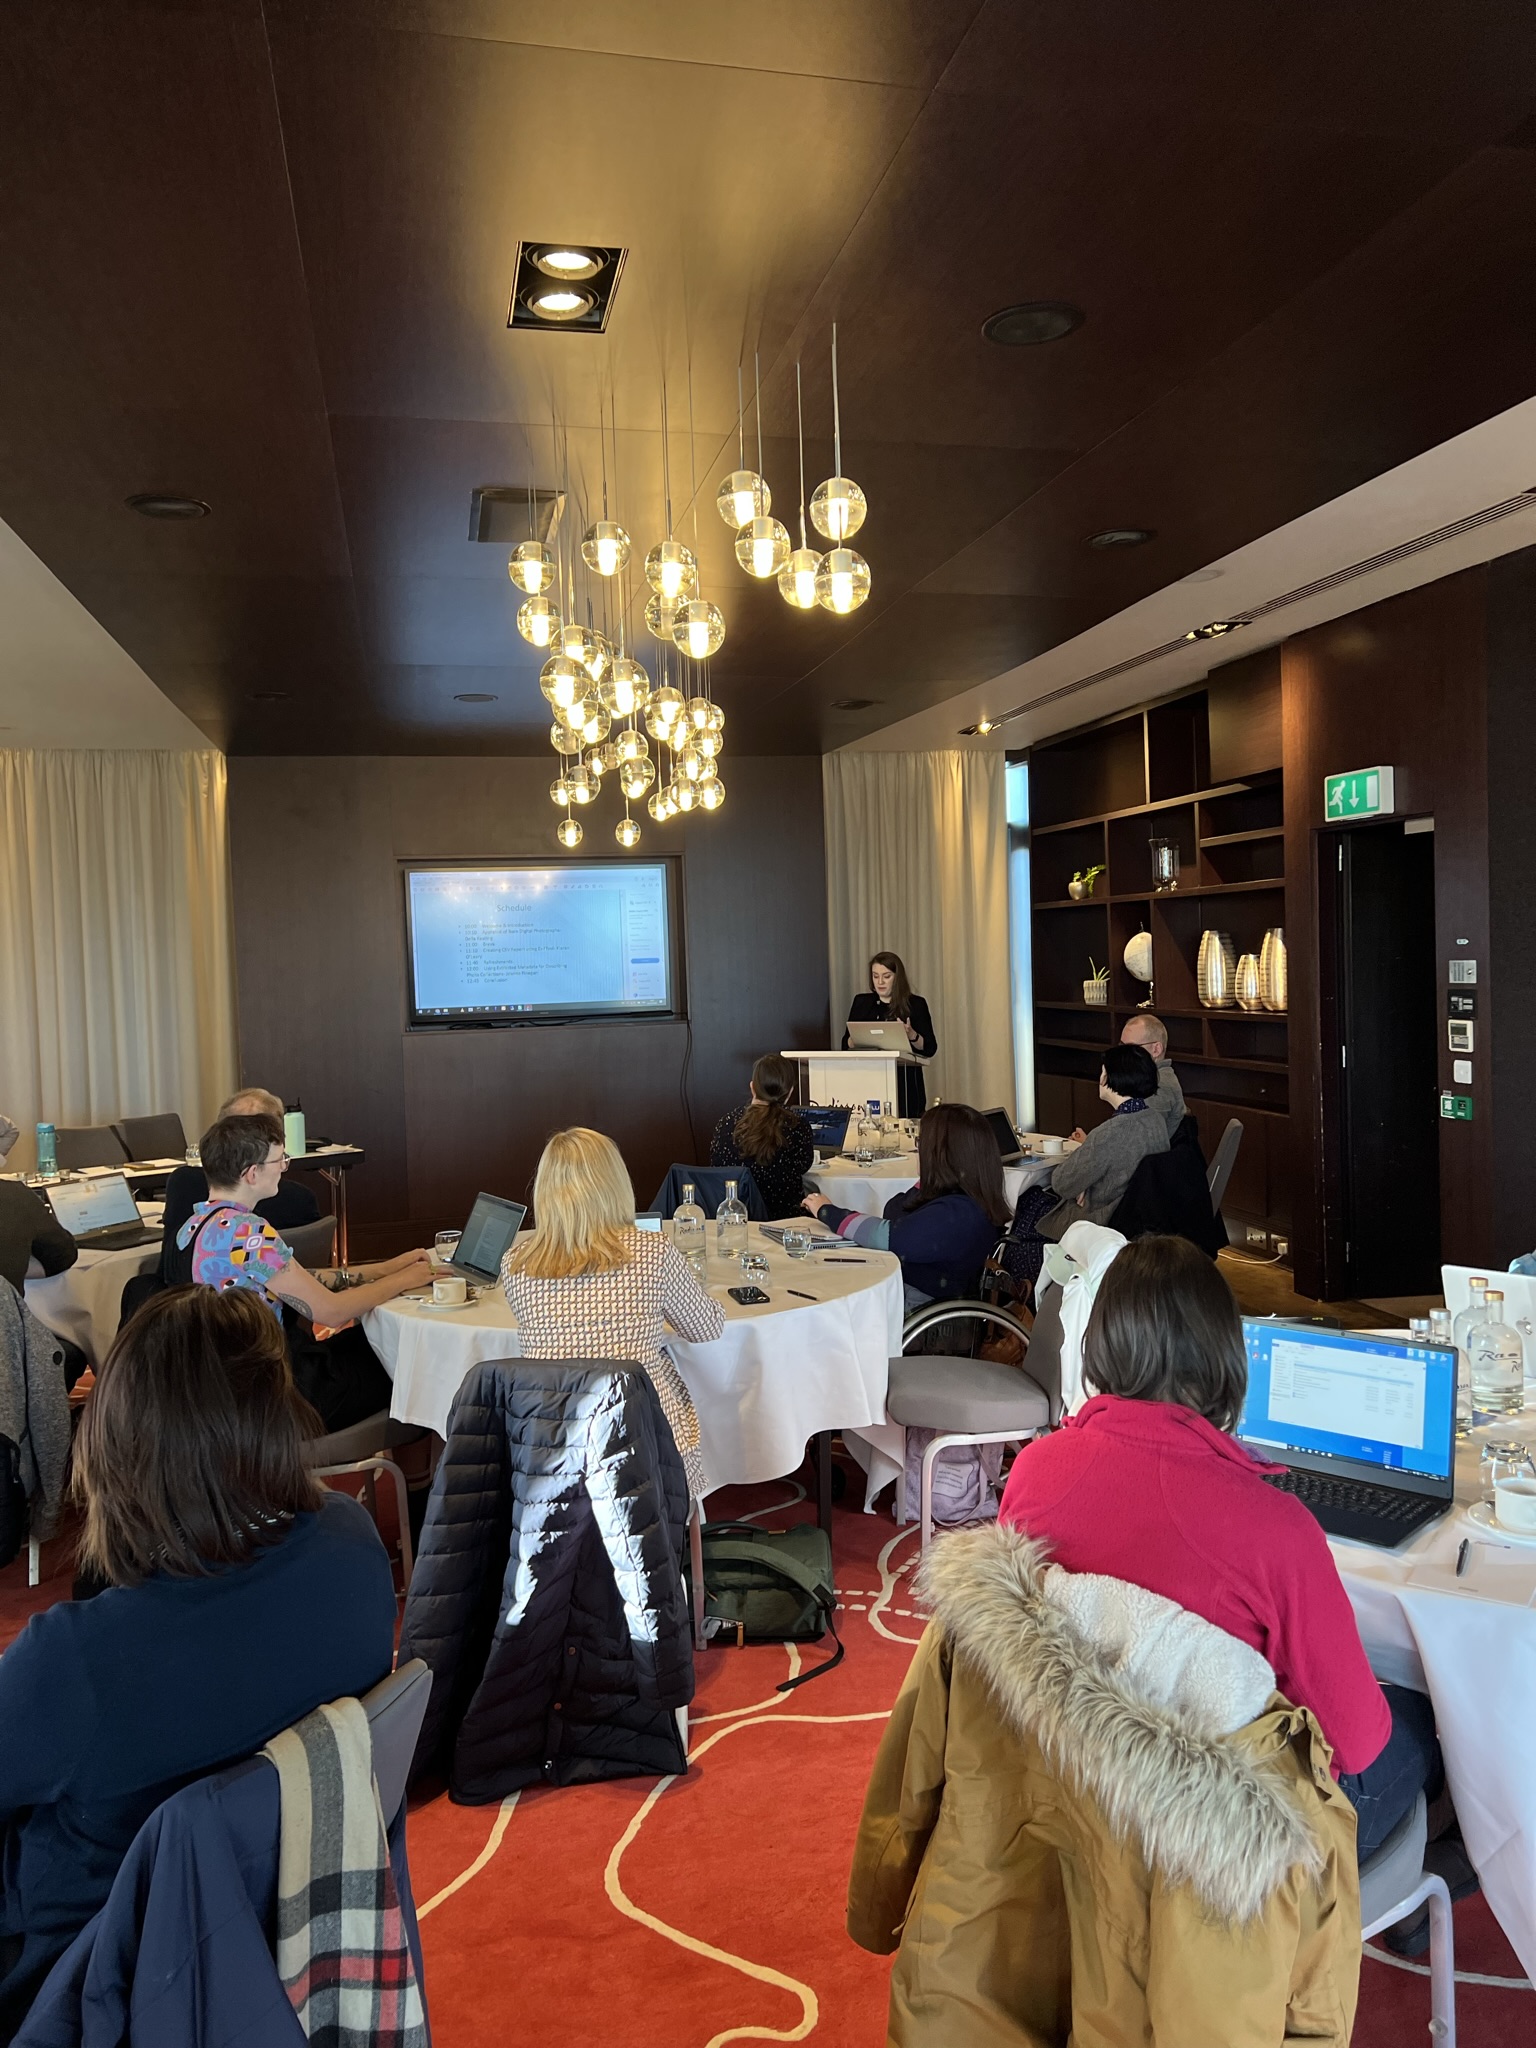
[1358,1793,1456,2044]
[53,1125,129,1171]
[113,1112,188,1161]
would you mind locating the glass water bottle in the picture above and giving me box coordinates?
[1470,1288,1525,1417]
[715,1179,749,1263]
[1452,1276,1490,1364]
[1429,1308,1469,1435]
[672,1182,708,1281]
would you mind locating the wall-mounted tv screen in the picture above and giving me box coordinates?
[404,861,680,1026]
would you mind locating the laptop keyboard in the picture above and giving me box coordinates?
[1263,1469,1432,1522]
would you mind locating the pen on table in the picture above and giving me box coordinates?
[1455,1537,1470,1577]
[787,1288,818,1302]
[824,1256,868,1263]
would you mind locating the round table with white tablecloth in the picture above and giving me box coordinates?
[25,1241,160,1368]
[806,1141,1074,1221]
[364,1223,905,1498]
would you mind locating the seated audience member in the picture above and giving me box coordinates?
[999,1235,1439,1859]
[178,1114,430,1431]
[159,1086,320,1283]
[802,1102,1012,1309]
[502,1127,724,1499]
[1117,1013,1185,1139]
[1008,1044,1170,1295]
[0,1179,77,1294]
[0,1287,397,2035]
[709,1054,814,1219]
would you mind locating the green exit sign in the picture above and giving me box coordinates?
[1440,1092,1474,1121]
[1324,766,1395,819]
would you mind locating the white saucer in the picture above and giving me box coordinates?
[1465,1498,1536,1547]
[410,1293,479,1314]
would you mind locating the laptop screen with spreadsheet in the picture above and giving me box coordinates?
[1237,1322,1456,1484]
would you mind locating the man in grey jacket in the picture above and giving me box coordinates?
[1071,1014,1186,1144]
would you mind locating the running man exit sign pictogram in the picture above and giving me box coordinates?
[1324,766,1395,819]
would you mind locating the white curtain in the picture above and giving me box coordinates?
[822,750,1015,1116]
[0,750,238,1169]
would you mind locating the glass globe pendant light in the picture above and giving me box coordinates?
[647,786,675,823]
[673,779,698,814]
[737,515,790,580]
[620,754,656,799]
[696,727,721,761]
[559,622,609,683]
[567,763,595,805]
[602,654,651,720]
[676,740,705,781]
[577,704,611,746]
[518,594,561,649]
[616,726,649,765]
[549,769,572,807]
[815,546,871,615]
[581,520,630,578]
[557,815,583,849]
[672,598,726,661]
[717,361,771,531]
[644,592,681,643]
[615,812,642,849]
[698,773,725,812]
[779,362,823,610]
[644,539,697,603]
[809,323,867,542]
[593,739,622,773]
[509,539,555,595]
[646,681,685,739]
[685,693,712,732]
[539,652,586,714]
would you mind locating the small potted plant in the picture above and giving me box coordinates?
[1067,864,1105,901]
[1083,959,1109,1007]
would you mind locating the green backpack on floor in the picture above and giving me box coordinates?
[697,1521,844,1690]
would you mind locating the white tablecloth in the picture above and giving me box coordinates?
[25,1243,159,1367]
[365,1224,905,1496]
[1331,1424,1536,1979]
[807,1149,1061,1219]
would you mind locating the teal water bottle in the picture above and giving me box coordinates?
[35,1122,57,1177]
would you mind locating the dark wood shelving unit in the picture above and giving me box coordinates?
[1027,660,1290,1234]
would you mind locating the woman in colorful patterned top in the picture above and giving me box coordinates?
[503,1127,725,1498]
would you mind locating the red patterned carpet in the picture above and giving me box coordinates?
[3,1483,1531,2044]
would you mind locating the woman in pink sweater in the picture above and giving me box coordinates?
[999,1235,1439,1861]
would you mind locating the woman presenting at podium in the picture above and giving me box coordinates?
[842,951,935,1117]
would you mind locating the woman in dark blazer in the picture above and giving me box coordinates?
[843,951,935,1117]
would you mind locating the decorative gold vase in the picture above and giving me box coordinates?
[1259,926,1288,1012]
[1235,953,1264,1011]
[1197,929,1237,1008]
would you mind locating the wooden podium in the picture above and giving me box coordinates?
[782,1048,931,1109]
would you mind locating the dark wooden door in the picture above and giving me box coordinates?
[1326,822,1440,1295]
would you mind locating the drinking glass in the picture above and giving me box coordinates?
[434,1230,461,1267]
[184,1143,201,1166]
[739,1251,770,1291]
[782,1228,813,1260]
[1479,1437,1534,1502]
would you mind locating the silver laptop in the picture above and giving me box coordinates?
[1236,1320,1457,1548]
[439,1191,528,1284]
[848,1020,907,1052]
[47,1171,160,1250]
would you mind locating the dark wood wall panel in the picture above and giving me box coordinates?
[1484,548,1536,1269]
[228,755,829,1257]
[1281,570,1490,1297]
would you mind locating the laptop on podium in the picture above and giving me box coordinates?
[1236,1320,1458,1548]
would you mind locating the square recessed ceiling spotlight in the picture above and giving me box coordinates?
[509,242,626,333]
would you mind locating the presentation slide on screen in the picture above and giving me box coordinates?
[408,865,671,1018]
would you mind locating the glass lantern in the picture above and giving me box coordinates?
[814,547,871,615]
[517,594,561,649]
[778,546,822,610]
[671,598,726,661]
[644,539,698,602]
[810,474,867,542]
[735,515,791,580]
[509,541,554,595]
[716,470,769,529]
[580,521,630,577]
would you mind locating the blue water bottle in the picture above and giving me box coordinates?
[35,1122,57,1178]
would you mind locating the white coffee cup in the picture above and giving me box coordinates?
[1493,1475,1536,1533]
[432,1274,468,1307]
[1042,1137,1065,1156]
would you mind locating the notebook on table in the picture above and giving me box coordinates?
[1236,1320,1457,1549]
[437,1192,528,1285]
[46,1172,161,1250]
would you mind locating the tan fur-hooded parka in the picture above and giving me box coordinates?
[848,1523,1361,2047]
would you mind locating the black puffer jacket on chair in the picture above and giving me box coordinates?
[399,1358,694,1802]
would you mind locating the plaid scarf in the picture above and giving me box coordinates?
[261,1698,427,2047]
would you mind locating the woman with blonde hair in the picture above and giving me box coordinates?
[502,1128,724,1496]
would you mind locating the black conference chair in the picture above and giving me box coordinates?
[1108,1132,1227,1258]
[113,1111,188,1161]
[649,1163,768,1221]
[53,1125,129,1171]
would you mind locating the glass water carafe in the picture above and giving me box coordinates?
[716,1179,749,1262]
[1470,1288,1525,1417]
[672,1182,708,1281]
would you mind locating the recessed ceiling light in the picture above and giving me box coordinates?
[529,246,603,281]
[1088,527,1155,549]
[975,718,995,734]
[1184,619,1247,641]
[983,301,1084,347]
[126,493,210,519]
[527,286,595,321]
[831,697,882,711]
[453,692,498,703]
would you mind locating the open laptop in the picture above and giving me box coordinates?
[847,1020,908,1053]
[46,1172,160,1250]
[1443,1264,1536,1346]
[437,1191,528,1285]
[800,1105,852,1155]
[1236,1320,1457,1548]
[983,1108,1024,1164]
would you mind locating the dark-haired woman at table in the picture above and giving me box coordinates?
[710,1053,814,1219]
[842,952,935,1118]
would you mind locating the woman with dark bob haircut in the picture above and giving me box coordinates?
[999,1235,1441,1862]
[0,1288,397,2031]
